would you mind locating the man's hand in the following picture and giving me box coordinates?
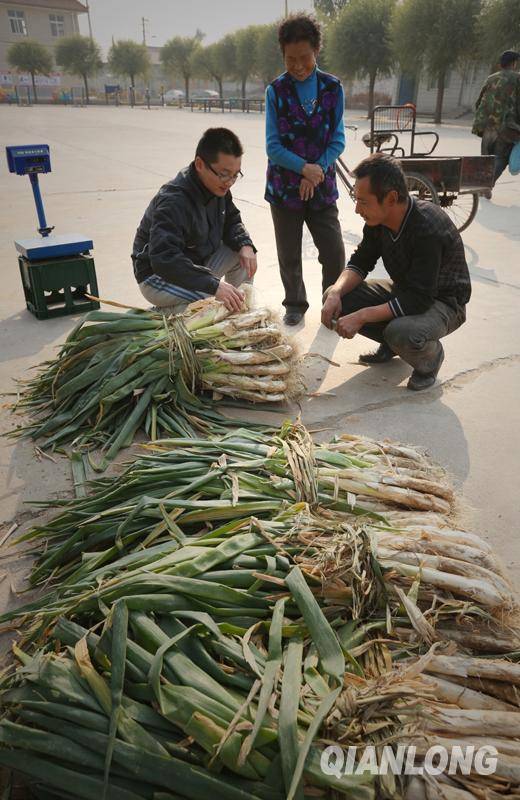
[302,163,324,187]
[299,178,315,201]
[238,245,257,279]
[321,289,342,329]
[336,310,366,340]
[216,280,245,313]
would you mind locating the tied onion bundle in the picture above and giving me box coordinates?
[0,585,378,800]
[8,295,298,466]
[1,571,519,799]
[2,425,516,650]
[1,424,519,799]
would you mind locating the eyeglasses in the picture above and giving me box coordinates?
[203,159,243,184]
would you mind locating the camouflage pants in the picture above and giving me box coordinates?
[481,128,513,183]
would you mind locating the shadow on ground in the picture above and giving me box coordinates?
[301,356,470,484]
[477,198,520,242]
[0,308,79,368]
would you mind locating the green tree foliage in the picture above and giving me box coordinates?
[313,0,350,22]
[161,33,204,101]
[192,41,229,98]
[393,0,482,124]
[219,34,237,80]
[316,25,332,72]
[55,35,102,104]
[108,40,150,86]
[255,22,284,87]
[233,26,260,98]
[7,40,53,103]
[327,0,395,115]
[477,0,520,67]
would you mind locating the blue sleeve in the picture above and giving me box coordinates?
[265,85,306,175]
[318,84,346,171]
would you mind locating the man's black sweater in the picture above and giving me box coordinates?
[132,163,254,294]
[347,198,471,317]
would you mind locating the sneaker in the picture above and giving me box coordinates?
[358,343,395,365]
[283,310,304,326]
[407,346,445,391]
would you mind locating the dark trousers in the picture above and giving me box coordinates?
[270,202,345,312]
[481,128,513,183]
[342,279,466,374]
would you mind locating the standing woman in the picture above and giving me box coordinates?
[265,14,346,325]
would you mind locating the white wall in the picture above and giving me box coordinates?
[415,64,491,116]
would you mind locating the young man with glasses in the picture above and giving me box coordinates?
[133,128,257,313]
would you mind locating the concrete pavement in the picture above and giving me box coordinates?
[1,105,519,619]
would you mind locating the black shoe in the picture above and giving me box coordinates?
[283,310,304,326]
[407,347,445,391]
[358,343,395,365]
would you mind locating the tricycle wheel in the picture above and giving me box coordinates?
[438,191,479,233]
[405,172,439,205]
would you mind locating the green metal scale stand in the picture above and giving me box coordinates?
[6,144,100,320]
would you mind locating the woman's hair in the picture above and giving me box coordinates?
[278,13,321,53]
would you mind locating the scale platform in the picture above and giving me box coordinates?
[15,233,93,261]
[7,143,99,318]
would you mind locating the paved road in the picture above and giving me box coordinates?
[1,105,519,614]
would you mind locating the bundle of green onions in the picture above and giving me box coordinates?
[2,577,520,799]
[320,643,520,799]
[2,424,519,799]
[400,649,520,798]
[1,579,382,800]
[2,425,516,650]
[9,425,454,588]
[9,295,298,464]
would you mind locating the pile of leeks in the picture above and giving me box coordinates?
[1,423,520,799]
[9,295,298,467]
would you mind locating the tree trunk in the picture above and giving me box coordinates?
[31,72,38,104]
[218,78,223,99]
[82,73,90,104]
[457,63,469,107]
[241,75,247,100]
[185,75,189,102]
[367,71,377,118]
[434,69,446,125]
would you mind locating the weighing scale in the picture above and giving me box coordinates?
[6,144,100,319]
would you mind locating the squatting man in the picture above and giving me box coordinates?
[132,127,257,314]
[321,153,472,391]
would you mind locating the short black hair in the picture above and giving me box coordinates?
[278,13,321,53]
[500,49,520,68]
[353,153,408,204]
[195,128,243,164]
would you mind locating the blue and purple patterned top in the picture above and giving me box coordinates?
[265,68,344,211]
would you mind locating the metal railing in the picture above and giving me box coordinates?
[188,97,264,113]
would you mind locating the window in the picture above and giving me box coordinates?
[49,13,65,37]
[8,9,27,35]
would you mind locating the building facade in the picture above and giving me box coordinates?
[344,65,491,121]
[0,0,87,97]
[413,64,491,118]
